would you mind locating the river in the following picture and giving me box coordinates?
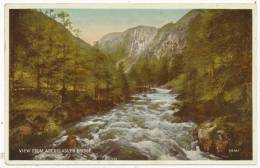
[35,88,218,160]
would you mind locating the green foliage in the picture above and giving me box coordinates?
[9,9,133,154]
[224,87,242,103]
[13,96,53,112]
[166,74,186,92]
[10,9,130,102]
[44,118,62,137]
[116,62,130,96]
[129,56,172,88]
[168,10,252,122]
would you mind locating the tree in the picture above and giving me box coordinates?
[56,11,73,103]
[119,62,130,96]
[168,54,184,81]
[157,56,169,85]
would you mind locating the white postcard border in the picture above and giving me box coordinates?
[4,2,257,165]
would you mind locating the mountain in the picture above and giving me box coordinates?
[97,10,202,70]
[146,10,202,58]
[99,25,158,57]
[98,25,158,70]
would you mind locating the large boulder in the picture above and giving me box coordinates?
[196,116,252,159]
[197,122,216,153]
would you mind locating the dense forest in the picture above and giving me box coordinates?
[166,10,252,159]
[9,9,252,160]
[9,9,131,159]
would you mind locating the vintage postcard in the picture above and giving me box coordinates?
[5,3,256,165]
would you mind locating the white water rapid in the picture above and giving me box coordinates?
[35,88,218,160]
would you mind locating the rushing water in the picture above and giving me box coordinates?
[35,88,218,160]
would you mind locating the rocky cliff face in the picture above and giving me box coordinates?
[98,32,124,54]
[98,26,158,71]
[146,10,201,58]
[98,10,202,66]
[98,25,158,59]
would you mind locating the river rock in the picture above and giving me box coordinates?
[59,134,79,148]
[215,137,229,158]
[168,143,189,160]
[197,118,233,159]
[197,121,216,153]
[197,115,254,160]
[93,140,149,160]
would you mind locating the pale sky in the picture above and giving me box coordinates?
[52,9,190,45]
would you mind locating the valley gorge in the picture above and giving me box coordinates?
[9,9,252,160]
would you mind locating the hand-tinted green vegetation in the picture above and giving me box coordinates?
[166,10,252,159]
[120,10,252,159]
[9,9,132,159]
[9,9,252,160]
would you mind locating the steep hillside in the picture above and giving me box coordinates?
[98,25,158,70]
[146,10,202,58]
[167,9,252,159]
[99,25,157,57]
[9,9,134,159]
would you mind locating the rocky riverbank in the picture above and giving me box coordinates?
[196,116,252,160]
[173,109,252,160]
